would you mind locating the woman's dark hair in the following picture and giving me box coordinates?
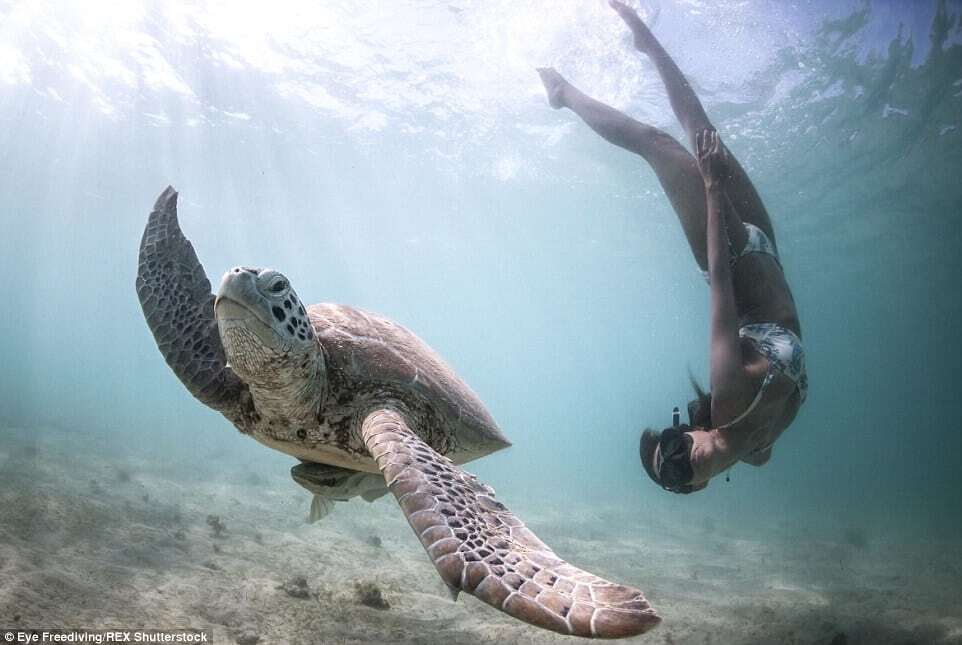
[687,373,712,428]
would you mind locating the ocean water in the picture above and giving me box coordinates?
[1,1,961,643]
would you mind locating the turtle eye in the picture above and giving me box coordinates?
[269,279,288,294]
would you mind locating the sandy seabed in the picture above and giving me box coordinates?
[1,423,960,645]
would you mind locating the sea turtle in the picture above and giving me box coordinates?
[136,186,660,638]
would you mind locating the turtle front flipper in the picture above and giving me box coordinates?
[361,409,661,639]
[136,186,249,417]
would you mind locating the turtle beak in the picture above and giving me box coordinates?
[215,268,274,330]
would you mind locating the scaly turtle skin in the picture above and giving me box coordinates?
[136,186,660,639]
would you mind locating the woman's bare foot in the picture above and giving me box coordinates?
[609,0,656,54]
[536,67,568,109]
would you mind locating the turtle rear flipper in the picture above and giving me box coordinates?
[292,463,389,501]
[361,409,661,639]
[359,488,389,503]
[292,462,389,522]
[309,495,336,523]
[136,186,249,417]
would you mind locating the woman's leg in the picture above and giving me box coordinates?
[538,68,709,270]
[609,0,777,248]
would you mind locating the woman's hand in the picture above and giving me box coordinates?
[695,128,729,189]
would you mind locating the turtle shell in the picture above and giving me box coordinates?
[308,303,510,462]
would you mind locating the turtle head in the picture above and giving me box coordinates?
[214,267,320,384]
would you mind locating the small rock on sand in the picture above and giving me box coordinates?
[206,515,227,538]
[355,581,390,610]
[278,576,311,599]
[234,627,259,645]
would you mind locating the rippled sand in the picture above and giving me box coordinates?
[1,424,959,645]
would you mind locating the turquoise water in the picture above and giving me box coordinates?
[1,0,961,640]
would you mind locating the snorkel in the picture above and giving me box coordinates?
[640,407,699,494]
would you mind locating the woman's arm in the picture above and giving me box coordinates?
[696,130,755,423]
[723,191,749,254]
[683,131,766,484]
